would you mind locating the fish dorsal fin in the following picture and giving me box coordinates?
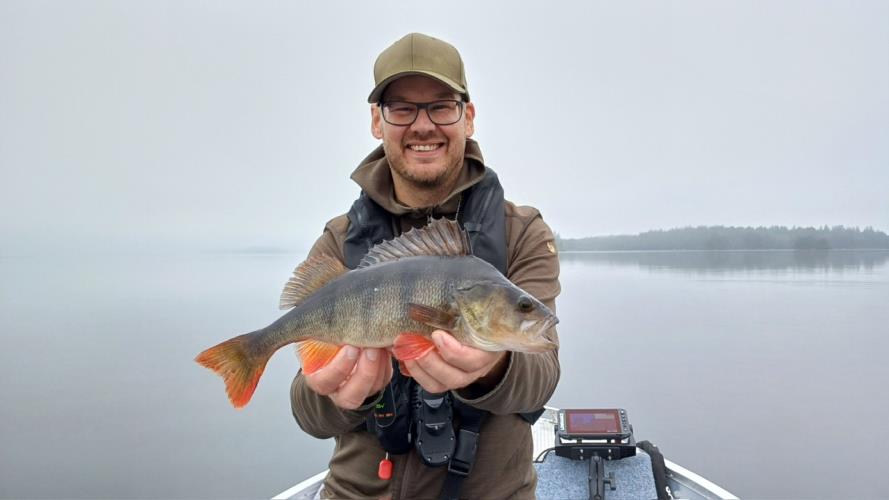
[279,254,347,309]
[358,218,471,268]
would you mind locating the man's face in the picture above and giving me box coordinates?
[371,75,475,190]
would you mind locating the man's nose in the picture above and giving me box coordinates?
[410,107,436,132]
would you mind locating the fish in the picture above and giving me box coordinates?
[195,218,558,408]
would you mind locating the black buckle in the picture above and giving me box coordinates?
[447,429,479,477]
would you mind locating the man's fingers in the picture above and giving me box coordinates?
[405,356,450,394]
[372,352,394,392]
[331,348,387,409]
[305,345,359,395]
[432,330,495,373]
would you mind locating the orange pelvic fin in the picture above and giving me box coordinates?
[296,339,342,374]
[195,332,270,409]
[392,333,436,361]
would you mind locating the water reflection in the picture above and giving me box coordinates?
[558,249,889,273]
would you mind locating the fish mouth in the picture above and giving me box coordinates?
[514,315,560,353]
[544,315,559,330]
[518,336,559,353]
[520,315,559,335]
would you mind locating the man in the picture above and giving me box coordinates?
[291,33,560,499]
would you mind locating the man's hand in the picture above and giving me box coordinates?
[303,346,393,410]
[404,330,509,394]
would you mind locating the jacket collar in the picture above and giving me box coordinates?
[350,139,487,217]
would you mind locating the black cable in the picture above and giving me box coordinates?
[533,447,557,463]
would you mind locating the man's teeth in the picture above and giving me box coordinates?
[409,144,441,152]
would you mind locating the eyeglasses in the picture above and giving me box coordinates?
[379,100,465,126]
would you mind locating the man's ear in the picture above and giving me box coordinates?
[371,105,383,139]
[464,102,476,138]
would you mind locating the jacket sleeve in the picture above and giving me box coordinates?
[454,210,561,414]
[289,217,382,438]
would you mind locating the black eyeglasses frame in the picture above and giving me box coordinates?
[377,99,465,126]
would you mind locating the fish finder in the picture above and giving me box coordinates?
[554,408,636,461]
[553,409,637,500]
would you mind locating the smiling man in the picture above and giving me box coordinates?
[290,33,561,499]
[371,75,475,206]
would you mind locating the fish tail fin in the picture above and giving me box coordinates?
[195,331,272,409]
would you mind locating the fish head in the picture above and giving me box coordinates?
[453,281,559,353]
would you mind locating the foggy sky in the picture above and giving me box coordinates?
[2,0,887,255]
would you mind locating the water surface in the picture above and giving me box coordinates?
[1,250,887,499]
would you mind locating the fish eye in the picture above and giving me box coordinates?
[517,295,534,313]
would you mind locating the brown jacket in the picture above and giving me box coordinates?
[290,139,561,499]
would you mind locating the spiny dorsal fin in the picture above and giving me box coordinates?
[279,254,347,309]
[358,218,471,268]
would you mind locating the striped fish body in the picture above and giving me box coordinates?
[269,255,501,348]
[196,219,557,408]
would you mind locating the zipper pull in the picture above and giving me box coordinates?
[378,452,392,480]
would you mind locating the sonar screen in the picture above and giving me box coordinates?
[557,409,632,441]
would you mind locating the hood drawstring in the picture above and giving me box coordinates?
[422,193,463,225]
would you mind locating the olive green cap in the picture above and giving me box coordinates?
[368,33,469,103]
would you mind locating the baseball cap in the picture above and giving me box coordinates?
[368,33,469,103]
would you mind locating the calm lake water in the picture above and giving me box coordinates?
[1,250,887,499]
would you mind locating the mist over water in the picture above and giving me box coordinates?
[1,250,887,499]
[559,248,889,273]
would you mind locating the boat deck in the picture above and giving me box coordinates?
[274,407,738,500]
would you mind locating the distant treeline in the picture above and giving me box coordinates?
[556,226,889,251]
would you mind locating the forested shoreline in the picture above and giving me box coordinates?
[556,226,889,251]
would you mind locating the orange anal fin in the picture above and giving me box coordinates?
[297,339,342,374]
[392,333,436,361]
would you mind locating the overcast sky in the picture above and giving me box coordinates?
[2,0,887,255]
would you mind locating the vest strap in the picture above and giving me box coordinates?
[440,403,486,500]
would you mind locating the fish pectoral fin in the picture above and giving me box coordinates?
[296,339,342,374]
[392,333,436,361]
[408,303,458,331]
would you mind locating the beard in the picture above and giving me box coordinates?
[384,143,464,190]
[389,160,456,188]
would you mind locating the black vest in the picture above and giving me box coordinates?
[341,166,543,498]
[343,167,508,273]
[342,166,507,453]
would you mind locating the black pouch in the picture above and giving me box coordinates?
[368,366,414,455]
[412,386,455,467]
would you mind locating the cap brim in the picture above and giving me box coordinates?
[367,70,468,103]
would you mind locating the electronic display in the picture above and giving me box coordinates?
[554,408,636,461]
[565,409,621,435]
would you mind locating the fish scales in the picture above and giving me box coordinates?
[336,257,457,343]
[265,257,452,346]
